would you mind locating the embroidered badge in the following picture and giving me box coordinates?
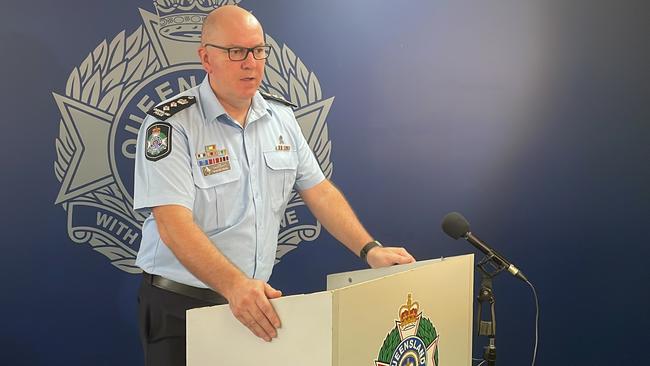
[145,122,172,161]
[374,294,440,366]
[196,144,231,176]
[275,135,291,151]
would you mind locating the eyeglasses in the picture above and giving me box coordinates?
[204,44,272,61]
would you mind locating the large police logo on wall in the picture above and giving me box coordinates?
[52,0,334,273]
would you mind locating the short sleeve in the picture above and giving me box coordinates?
[290,114,326,191]
[133,116,195,214]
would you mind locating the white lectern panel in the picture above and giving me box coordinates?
[187,291,332,366]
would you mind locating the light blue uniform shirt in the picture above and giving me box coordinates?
[134,76,325,287]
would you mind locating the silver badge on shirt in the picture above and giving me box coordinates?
[196,144,231,176]
[275,135,291,151]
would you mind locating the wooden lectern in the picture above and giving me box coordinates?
[187,254,474,365]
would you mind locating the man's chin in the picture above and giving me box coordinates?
[239,88,260,100]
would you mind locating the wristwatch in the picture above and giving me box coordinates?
[360,240,383,263]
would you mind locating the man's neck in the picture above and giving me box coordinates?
[208,78,253,127]
[222,102,250,127]
[215,93,252,127]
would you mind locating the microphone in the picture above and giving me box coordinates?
[442,212,528,282]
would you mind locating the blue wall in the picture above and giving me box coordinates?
[2,0,648,364]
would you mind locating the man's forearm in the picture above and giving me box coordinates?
[300,180,373,256]
[152,204,283,342]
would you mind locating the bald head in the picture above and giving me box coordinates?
[197,5,267,115]
[201,5,263,45]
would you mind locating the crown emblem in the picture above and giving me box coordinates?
[398,293,420,329]
[153,0,240,41]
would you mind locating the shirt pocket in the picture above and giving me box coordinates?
[192,161,241,230]
[263,151,298,212]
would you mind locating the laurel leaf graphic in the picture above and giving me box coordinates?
[53,161,68,183]
[307,72,322,103]
[124,34,158,100]
[143,45,159,75]
[65,68,82,100]
[264,66,288,97]
[58,122,75,157]
[148,57,161,81]
[79,53,93,83]
[278,229,302,246]
[94,188,131,217]
[296,58,310,89]
[124,47,149,88]
[275,243,297,261]
[81,69,102,105]
[103,60,126,92]
[112,259,141,274]
[281,44,298,79]
[54,127,73,182]
[125,26,145,59]
[94,245,136,261]
[378,327,400,363]
[108,31,126,70]
[416,317,438,347]
[92,40,109,73]
[98,84,123,114]
[53,163,66,183]
[288,73,307,107]
[265,37,283,76]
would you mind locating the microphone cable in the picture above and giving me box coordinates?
[525,279,539,366]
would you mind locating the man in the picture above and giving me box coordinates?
[134,5,415,365]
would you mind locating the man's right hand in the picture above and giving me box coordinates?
[225,278,282,342]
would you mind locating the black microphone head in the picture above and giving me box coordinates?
[441,212,470,239]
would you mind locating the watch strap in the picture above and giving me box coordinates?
[360,240,383,262]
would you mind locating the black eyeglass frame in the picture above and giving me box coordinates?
[203,43,272,61]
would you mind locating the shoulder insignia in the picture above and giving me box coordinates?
[145,122,172,161]
[146,95,196,121]
[259,91,297,108]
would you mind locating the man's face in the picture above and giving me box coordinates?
[199,22,266,106]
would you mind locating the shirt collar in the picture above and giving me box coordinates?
[198,75,227,123]
[198,75,272,125]
[248,92,273,122]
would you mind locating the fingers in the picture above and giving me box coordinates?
[367,246,416,267]
[229,280,283,342]
[394,247,416,264]
[251,298,279,340]
[256,294,281,329]
[264,283,283,299]
[386,250,411,265]
[236,310,273,342]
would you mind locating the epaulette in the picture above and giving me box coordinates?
[259,90,297,108]
[147,95,196,121]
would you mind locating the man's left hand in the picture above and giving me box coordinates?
[366,246,416,268]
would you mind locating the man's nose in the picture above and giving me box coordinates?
[240,50,258,68]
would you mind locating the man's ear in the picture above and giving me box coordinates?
[198,47,211,73]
